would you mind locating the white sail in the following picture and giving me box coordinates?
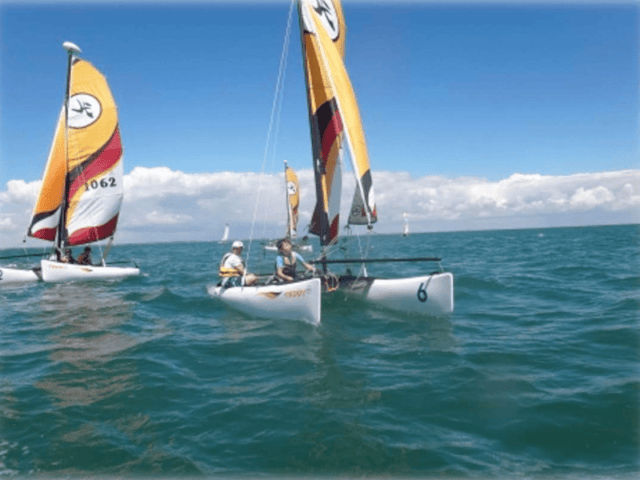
[220,224,230,243]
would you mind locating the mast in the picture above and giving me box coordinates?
[284,160,291,239]
[56,41,82,253]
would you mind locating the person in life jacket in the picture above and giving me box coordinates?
[219,240,257,288]
[76,246,93,265]
[275,238,316,283]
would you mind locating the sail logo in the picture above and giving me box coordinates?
[287,181,297,196]
[68,94,101,129]
[302,0,339,41]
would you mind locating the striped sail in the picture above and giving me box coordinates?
[27,56,124,247]
[298,0,377,246]
[285,162,300,239]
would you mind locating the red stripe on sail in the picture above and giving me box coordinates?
[320,110,343,162]
[30,227,57,242]
[67,214,119,245]
[328,214,340,244]
[68,128,122,202]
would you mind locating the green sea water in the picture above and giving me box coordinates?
[1,224,638,478]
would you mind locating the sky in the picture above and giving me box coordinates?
[0,0,638,249]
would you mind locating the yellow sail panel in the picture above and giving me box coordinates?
[309,7,377,226]
[65,58,123,245]
[27,109,67,241]
[300,0,346,246]
[66,59,118,171]
[285,165,300,239]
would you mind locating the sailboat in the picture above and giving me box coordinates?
[21,41,139,283]
[264,161,312,253]
[298,0,453,315]
[0,262,41,285]
[219,223,230,244]
[403,212,410,237]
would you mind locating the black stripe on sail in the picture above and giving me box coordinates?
[361,169,372,206]
[28,209,58,235]
[316,99,338,140]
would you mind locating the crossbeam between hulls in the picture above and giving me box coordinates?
[308,257,442,265]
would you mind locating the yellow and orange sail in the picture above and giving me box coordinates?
[285,162,300,239]
[298,0,377,247]
[27,53,124,247]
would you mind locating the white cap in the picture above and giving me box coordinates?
[232,240,244,249]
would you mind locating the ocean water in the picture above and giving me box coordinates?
[0,224,638,479]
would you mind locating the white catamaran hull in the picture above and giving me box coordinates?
[339,272,454,316]
[264,244,313,253]
[208,278,321,325]
[40,260,139,283]
[0,267,41,285]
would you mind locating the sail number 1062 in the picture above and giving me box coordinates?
[85,177,116,191]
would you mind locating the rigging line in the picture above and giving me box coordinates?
[245,0,296,273]
[259,8,293,241]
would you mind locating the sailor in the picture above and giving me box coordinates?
[219,240,257,288]
[275,238,316,283]
[76,246,93,265]
[58,248,75,264]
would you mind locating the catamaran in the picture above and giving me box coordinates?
[297,0,453,316]
[264,161,312,253]
[2,42,139,284]
[209,0,453,321]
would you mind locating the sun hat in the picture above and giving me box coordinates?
[232,240,244,249]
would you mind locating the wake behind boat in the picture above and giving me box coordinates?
[20,41,139,283]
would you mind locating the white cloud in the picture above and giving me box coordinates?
[1,168,638,249]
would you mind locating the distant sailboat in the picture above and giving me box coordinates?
[403,212,410,237]
[220,223,230,244]
[16,41,138,283]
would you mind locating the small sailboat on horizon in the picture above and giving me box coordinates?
[219,223,230,244]
[0,41,139,285]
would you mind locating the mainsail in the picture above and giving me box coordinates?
[284,161,300,239]
[298,0,377,247]
[27,46,124,248]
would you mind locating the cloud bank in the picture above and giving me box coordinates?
[1,168,638,248]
